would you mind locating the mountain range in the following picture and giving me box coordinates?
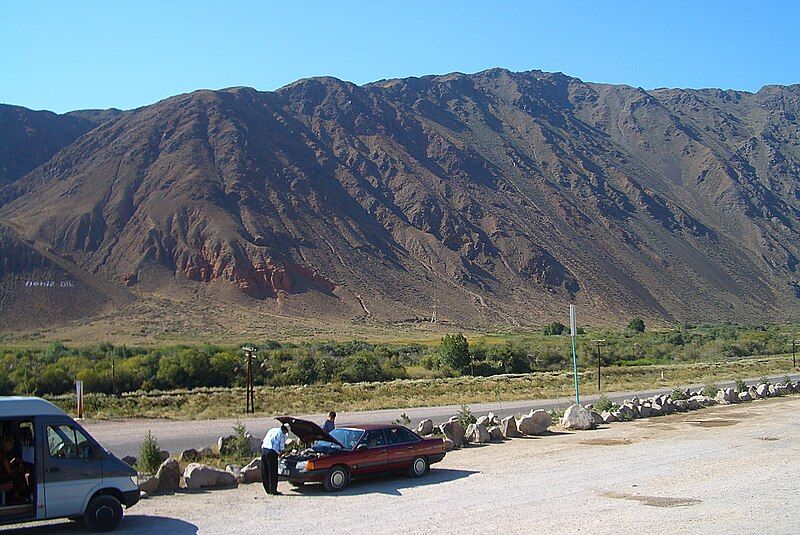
[1,68,799,339]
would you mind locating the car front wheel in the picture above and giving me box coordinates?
[323,465,350,492]
[83,495,123,532]
[408,456,428,478]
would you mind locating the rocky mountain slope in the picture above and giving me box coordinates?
[1,69,798,334]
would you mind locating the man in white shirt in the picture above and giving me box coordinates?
[260,424,289,495]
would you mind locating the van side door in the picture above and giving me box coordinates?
[39,418,103,519]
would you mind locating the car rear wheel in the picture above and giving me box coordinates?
[323,465,350,492]
[83,495,123,532]
[408,456,428,478]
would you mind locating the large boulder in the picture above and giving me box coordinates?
[487,412,500,426]
[738,391,753,402]
[417,419,434,436]
[715,389,735,404]
[157,450,170,462]
[674,400,689,412]
[439,421,464,448]
[500,415,520,438]
[183,463,238,489]
[561,404,594,430]
[465,423,491,444]
[767,384,778,397]
[590,411,603,425]
[138,473,159,494]
[475,416,491,427]
[180,448,200,462]
[443,438,455,452]
[639,405,652,418]
[241,457,262,483]
[516,410,550,436]
[155,458,181,492]
[649,403,663,416]
[755,384,769,398]
[225,464,243,483]
[488,426,504,441]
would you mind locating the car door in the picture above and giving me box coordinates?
[40,419,102,519]
[384,427,421,470]
[351,429,388,476]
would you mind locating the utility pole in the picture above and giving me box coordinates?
[242,346,258,414]
[592,339,606,393]
[569,305,580,404]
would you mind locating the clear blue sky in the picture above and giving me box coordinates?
[2,1,798,113]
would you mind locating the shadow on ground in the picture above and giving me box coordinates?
[291,467,478,497]
[2,516,197,535]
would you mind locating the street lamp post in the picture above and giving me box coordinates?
[592,339,606,393]
[242,346,258,414]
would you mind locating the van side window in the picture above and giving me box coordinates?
[47,425,92,459]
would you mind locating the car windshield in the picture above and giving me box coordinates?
[313,428,363,451]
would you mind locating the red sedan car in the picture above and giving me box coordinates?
[276,417,446,492]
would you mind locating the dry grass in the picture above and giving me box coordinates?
[47,355,795,420]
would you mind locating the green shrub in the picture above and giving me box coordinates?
[392,413,411,426]
[701,383,718,397]
[758,376,771,386]
[456,404,476,431]
[594,394,614,413]
[439,334,470,373]
[628,318,646,332]
[223,420,253,461]
[670,388,688,400]
[543,322,566,336]
[137,430,161,474]
[735,378,747,392]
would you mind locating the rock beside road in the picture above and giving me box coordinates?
[517,409,550,435]
[184,463,238,489]
[138,473,159,494]
[466,423,491,444]
[241,457,262,483]
[439,421,464,448]
[155,458,181,493]
[417,419,434,436]
[501,415,520,438]
[561,404,594,430]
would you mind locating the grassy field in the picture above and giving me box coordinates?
[46,354,796,420]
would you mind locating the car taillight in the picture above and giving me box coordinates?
[306,460,315,471]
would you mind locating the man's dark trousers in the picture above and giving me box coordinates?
[261,448,279,494]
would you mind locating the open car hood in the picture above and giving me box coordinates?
[276,416,345,449]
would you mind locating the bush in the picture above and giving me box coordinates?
[758,376,771,386]
[392,413,411,426]
[628,318,646,333]
[138,430,161,474]
[543,322,566,336]
[735,378,747,392]
[223,420,253,461]
[456,404,476,431]
[439,334,470,373]
[594,395,614,413]
[701,383,718,397]
[670,388,688,400]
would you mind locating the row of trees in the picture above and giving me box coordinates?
[0,324,794,396]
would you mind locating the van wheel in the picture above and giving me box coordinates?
[323,465,349,492]
[83,495,123,532]
[408,456,428,478]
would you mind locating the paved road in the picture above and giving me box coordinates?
[82,373,800,458]
[11,389,800,534]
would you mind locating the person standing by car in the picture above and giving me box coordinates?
[260,424,288,495]
[322,411,336,433]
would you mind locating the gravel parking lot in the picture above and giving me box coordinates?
[7,394,800,534]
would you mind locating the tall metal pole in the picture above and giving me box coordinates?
[592,339,606,393]
[793,339,797,369]
[569,305,580,404]
[243,346,257,414]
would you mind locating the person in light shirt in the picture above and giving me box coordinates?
[260,424,289,495]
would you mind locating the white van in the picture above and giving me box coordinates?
[0,397,139,531]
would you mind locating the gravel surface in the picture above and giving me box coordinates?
[82,373,799,458]
[8,393,800,534]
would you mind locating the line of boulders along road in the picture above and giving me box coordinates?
[419,380,800,449]
[131,380,800,495]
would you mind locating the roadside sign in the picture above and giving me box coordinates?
[569,304,577,337]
